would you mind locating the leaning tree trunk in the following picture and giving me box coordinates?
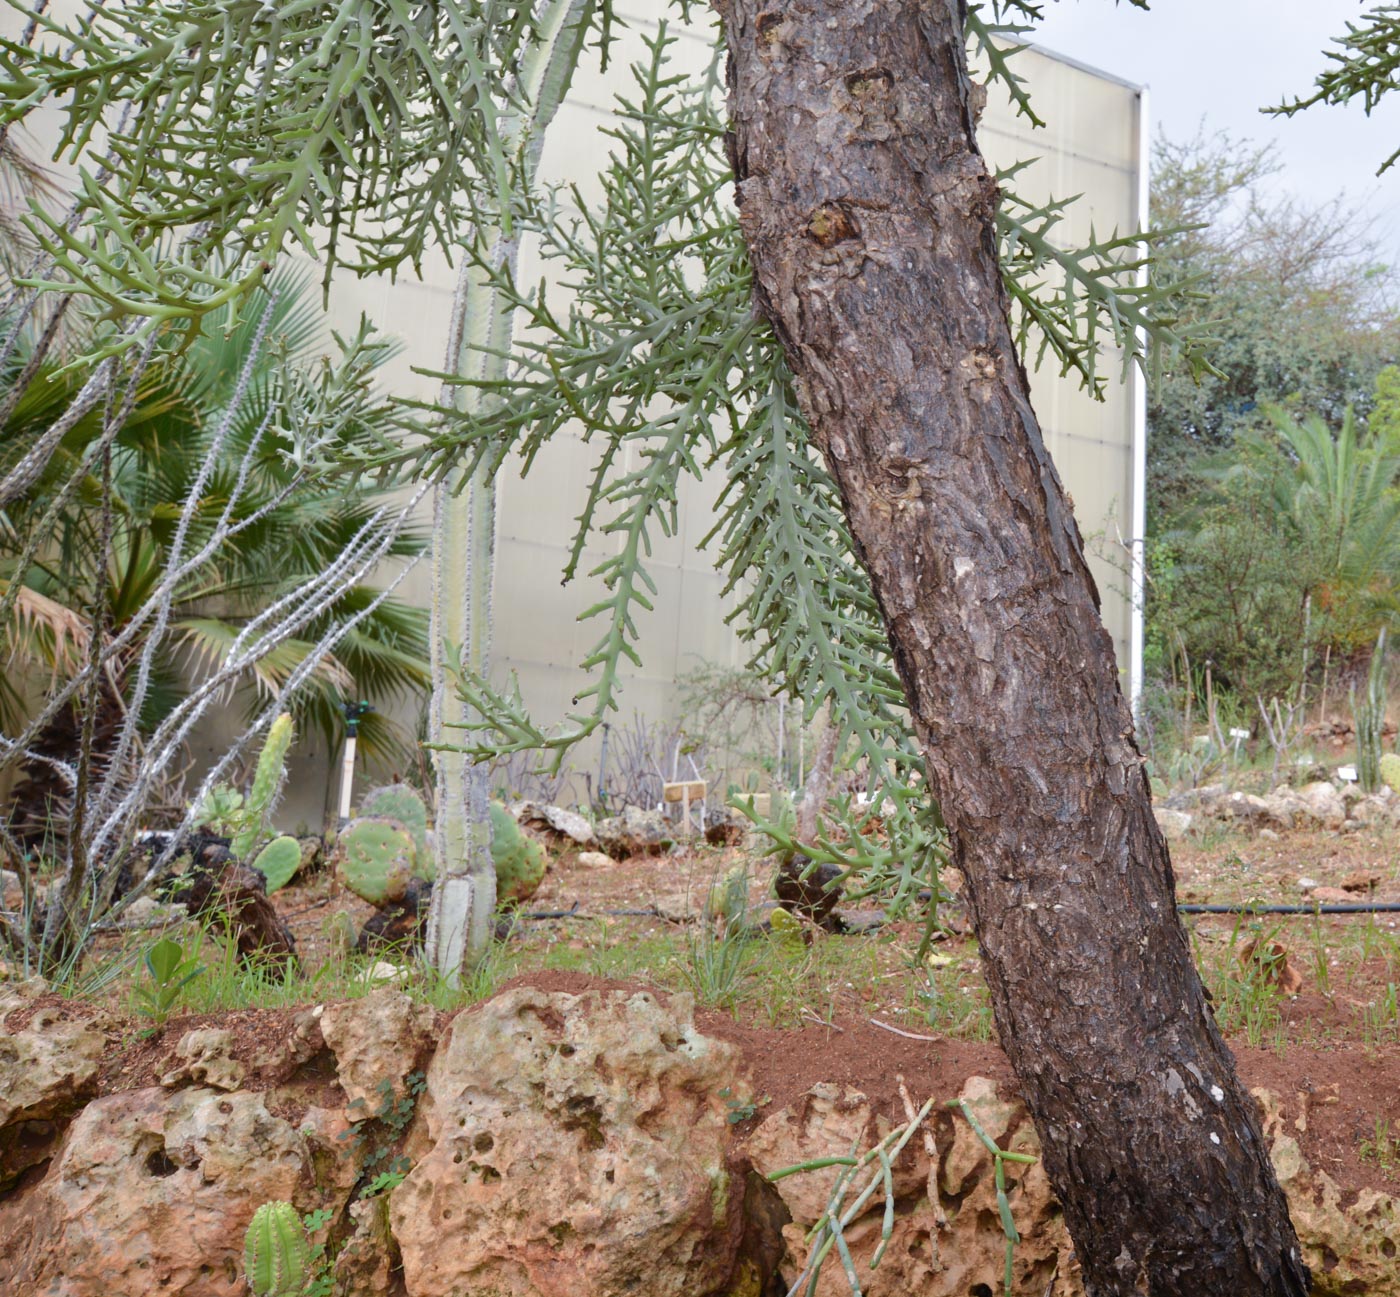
[714,2,1307,1293]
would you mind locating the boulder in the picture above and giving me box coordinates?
[743,1077,1073,1297]
[0,985,108,1189]
[1295,780,1347,830]
[514,802,596,847]
[1254,1089,1400,1297]
[1220,791,1293,831]
[596,806,674,858]
[389,986,743,1297]
[160,1028,245,1092]
[1153,807,1193,841]
[746,1077,1400,1297]
[574,850,619,869]
[320,986,437,1113]
[0,1087,353,1296]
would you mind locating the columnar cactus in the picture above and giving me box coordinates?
[232,713,295,859]
[243,1201,309,1297]
[333,819,418,906]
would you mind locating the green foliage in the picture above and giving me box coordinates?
[333,818,418,906]
[251,835,303,895]
[0,271,431,767]
[132,935,203,1026]
[705,863,750,937]
[0,0,615,363]
[243,1201,310,1297]
[231,713,294,859]
[1355,631,1389,793]
[1146,130,1400,520]
[489,800,545,905]
[1148,397,1400,707]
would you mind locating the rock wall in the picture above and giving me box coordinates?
[1,978,1397,1296]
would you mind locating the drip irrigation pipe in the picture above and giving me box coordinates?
[1178,902,1400,915]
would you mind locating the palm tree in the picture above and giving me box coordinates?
[1,270,429,848]
[1257,404,1400,657]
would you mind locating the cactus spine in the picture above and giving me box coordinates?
[243,1201,309,1297]
[233,714,295,859]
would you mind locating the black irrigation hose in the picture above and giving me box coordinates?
[1179,902,1400,915]
[517,900,1400,921]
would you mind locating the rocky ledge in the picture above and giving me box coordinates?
[0,978,1394,1296]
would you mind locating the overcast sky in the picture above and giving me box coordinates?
[1030,0,1400,263]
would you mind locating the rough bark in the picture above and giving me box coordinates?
[714,2,1308,1293]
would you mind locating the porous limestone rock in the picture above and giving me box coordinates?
[595,805,673,858]
[0,985,108,1188]
[746,1077,1400,1297]
[1296,780,1348,830]
[1254,1088,1400,1297]
[320,986,436,1113]
[0,1087,352,1296]
[1153,807,1193,841]
[514,801,597,847]
[161,1028,245,1092]
[388,985,743,1297]
[742,1078,1075,1297]
[574,850,619,870]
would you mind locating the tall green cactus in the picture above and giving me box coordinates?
[232,714,295,859]
[427,0,594,986]
[244,1201,309,1297]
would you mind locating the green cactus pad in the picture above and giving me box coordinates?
[251,835,303,894]
[490,801,546,904]
[334,818,418,906]
[244,1201,309,1297]
[360,784,430,865]
[1380,752,1400,796]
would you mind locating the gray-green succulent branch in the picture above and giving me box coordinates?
[1268,5,1400,174]
[0,0,616,361]
[1,0,1211,908]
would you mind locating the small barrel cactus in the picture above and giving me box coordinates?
[251,836,303,894]
[490,801,546,904]
[1380,752,1400,796]
[244,1201,309,1297]
[232,714,295,860]
[360,785,430,865]
[333,818,418,905]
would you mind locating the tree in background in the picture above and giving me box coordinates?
[1147,129,1400,523]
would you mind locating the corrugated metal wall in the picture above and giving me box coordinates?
[5,4,1146,825]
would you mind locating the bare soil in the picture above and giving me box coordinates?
[12,817,1400,1200]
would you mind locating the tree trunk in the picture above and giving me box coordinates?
[714,2,1307,1293]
